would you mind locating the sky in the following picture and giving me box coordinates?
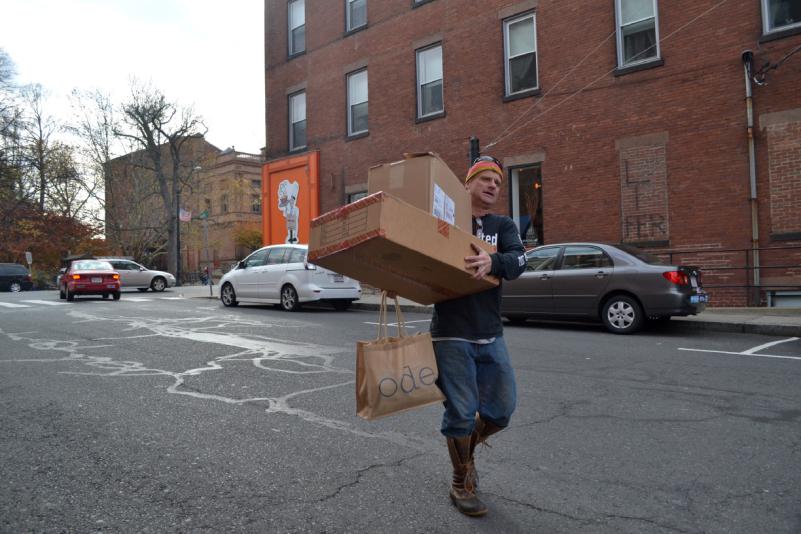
[1,0,265,154]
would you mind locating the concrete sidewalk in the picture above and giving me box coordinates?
[174,284,801,336]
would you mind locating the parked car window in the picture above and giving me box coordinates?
[288,248,306,263]
[73,261,113,270]
[245,249,269,267]
[616,244,668,265]
[525,247,560,271]
[561,246,613,270]
[266,247,289,265]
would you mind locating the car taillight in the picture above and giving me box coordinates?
[662,271,689,286]
[111,274,120,280]
[71,274,81,280]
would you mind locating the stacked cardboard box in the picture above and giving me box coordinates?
[367,152,471,230]
[309,153,497,304]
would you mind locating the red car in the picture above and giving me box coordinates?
[60,260,121,301]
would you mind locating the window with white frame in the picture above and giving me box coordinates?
[346,0,367,32]
[615,0,660,68]
[416,44,444,119]
[503,12,538,96]
[762,0,801,34]
[289,91,307,151]
[347,69,368,136]
[288,0,305,56]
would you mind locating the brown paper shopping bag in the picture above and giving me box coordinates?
[356,292,445,420]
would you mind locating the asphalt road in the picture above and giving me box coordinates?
[1,290,800,533]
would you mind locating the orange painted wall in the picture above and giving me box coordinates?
[261,151,320,246]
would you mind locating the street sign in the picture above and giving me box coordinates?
[198,210,209,220]
[179,208,192,222]
[24,251,32,265]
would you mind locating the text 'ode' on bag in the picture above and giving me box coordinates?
[356,291,445,420]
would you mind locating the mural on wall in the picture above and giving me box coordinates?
[618,140,670,244]
[277,179,300,243]
[262,152,319,246]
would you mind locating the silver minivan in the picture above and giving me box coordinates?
[219,244,361,311]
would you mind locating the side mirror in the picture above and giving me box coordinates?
[140,267,146,271]
[59,267,66,274]
[238,260,246,269]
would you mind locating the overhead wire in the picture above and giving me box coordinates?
[483,0,730,152]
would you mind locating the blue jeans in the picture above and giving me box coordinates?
[433,338,517,438]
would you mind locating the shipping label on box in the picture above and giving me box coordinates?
[309,192,497,305]
[368,152,471,231]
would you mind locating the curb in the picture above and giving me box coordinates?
[670,318,801,337]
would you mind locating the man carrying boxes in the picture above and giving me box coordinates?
[430,156,526,516]
[308,153,525,517]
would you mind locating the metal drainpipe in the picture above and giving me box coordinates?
[742,51,760,306]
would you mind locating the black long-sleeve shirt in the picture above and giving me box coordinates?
[430,214,526,340]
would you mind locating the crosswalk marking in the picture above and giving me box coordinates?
[0,302,31,308]
[123,297,153,302]
[21,300,68,306]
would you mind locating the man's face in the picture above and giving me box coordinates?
[466,170,502,208]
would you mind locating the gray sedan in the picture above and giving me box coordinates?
[501,243,707,334]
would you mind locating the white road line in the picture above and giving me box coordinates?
[0,302,31,308]
[20,300,67,306]
[741,337,799,354]
[122,297,152,302]
[159,297,185,300]
[678,348,801,361]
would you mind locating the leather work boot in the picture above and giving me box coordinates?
[465,416,505,491]
[446,436,488,517]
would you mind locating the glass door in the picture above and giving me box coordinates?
[510,165,543,247]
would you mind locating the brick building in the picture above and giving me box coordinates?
[106,139,264,279]
[263,0,801,306]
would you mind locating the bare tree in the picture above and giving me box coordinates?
[20,84,58,211]
[115,81,208,279]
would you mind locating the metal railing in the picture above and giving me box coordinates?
[653,244,801,306]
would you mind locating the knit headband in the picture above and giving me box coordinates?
[465,160,504,184]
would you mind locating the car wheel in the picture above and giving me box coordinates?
[332,300,351,311]
[220,283,238,307]
[280,284,300,312]
[66,287,75,302]
[102,293,109,299]
[137,288,148,292]
[9,281,22,292]
[113,292,121,301]
[150,277,167,292]
[601,295,644,334]
[59,287,66,300]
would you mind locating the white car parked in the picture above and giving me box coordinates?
[219,244,361,311]
[106,259,176,292]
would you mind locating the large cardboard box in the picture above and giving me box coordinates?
[308,192,497,305]
[368,152,471,231]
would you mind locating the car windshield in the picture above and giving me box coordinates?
[616,244,669,265]
[73,260,113,271]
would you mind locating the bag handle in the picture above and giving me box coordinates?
[376,291,406,340]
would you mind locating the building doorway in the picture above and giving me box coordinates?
[510,164,543,247]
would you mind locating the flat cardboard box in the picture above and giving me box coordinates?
[308,192,497,305]
[368,152,471,231]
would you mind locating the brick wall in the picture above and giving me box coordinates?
[265,0,801,305]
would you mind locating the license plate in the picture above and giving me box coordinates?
[107,284,117,288]
[690,294,708,304]
[332,274,344,283]
[92,277,102,283]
